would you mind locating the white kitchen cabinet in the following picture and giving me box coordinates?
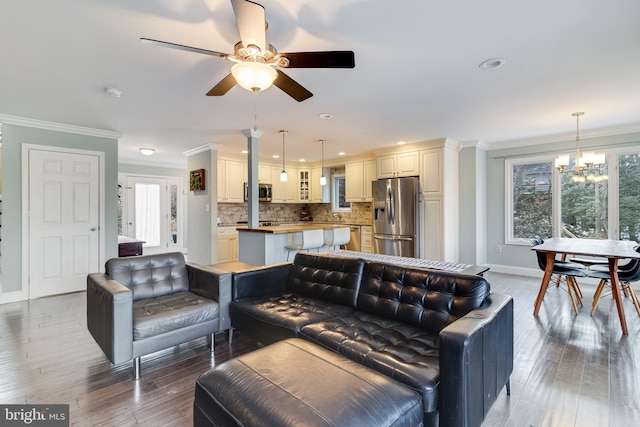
[259,164,272,183]
[271,166,298,203]
[418,141,458,262]
[360,225,373,253]
[377,151,419,178]
[217,159,245,203]
[217,227,239,263]
[420,149,442,195]
[345,160,376,202]
[298,169,310,202]
[310,167,330,203]
[419,199,443,261]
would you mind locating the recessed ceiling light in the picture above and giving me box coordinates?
[299,159,306,162]
[272,155,280,159]
[479,58,506,69]
[241,150,248,154]
[139,147,155,156]
[397,141,406,145]
[105,87,123,98]
[338,152,346,156]
[318,113,333,120]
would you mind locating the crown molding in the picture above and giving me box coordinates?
[486,123,640,151]
[459,140,489,150]
[182,143,223,157]
[0,114,122,139]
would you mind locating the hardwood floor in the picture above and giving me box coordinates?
[1,272,640,426]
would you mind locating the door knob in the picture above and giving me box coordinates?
[90,227,96,231]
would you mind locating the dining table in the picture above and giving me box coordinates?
[532,237,640,335]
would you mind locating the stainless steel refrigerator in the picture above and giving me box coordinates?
[372,177,419,257]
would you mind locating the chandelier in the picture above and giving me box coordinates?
[555,112,607,182]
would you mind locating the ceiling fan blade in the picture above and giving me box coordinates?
[206,74,237,96]
[231,0,266,54]
[141,38,229,58]
[279,51,355,68]
[273,70,313,102]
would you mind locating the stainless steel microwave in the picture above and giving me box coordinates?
[244,183,272,202]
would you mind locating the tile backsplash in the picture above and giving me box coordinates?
[218,202,372,225]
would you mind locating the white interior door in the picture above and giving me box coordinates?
[28,149,100,298]
[126,176,169,255]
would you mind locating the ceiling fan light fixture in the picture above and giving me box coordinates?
[231,61,277,92]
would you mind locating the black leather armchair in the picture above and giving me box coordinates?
[87,252,231,379]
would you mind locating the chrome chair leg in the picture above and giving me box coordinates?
[133,357,141,380]
[210,333,215,352]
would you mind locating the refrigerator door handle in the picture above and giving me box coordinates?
[387,187,395,224]
[374,235,413,241]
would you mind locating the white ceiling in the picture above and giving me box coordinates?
[1,0,640,166]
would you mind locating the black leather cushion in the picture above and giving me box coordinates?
[286,252,365,308]
[229,294,354,345]
[301,311,441,412]
[358,262,490,334]
[132,290,219,340]
[194,338,423,427]
[106,252,189,300]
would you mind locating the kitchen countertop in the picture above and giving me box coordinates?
[238,224,351,234]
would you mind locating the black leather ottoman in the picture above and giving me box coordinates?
[194,338,423,427]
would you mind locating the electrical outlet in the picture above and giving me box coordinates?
[496,245,502,253]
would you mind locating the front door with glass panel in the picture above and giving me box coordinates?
[124,176,181,255]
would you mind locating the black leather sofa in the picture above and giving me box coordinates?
[227,252,514,427]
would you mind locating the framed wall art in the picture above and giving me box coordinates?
[189,169,205,191]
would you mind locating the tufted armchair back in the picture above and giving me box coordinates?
[358,262,491,334]
[106,252,189,301]
[287,252,365,308]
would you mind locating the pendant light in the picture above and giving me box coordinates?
[279,130,288,182]
[319,139,327,186]
[555,112,607,182]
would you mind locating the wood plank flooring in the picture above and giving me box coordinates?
[1,272,640,426]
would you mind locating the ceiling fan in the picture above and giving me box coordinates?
[141,0,355,102]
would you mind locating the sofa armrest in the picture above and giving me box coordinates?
[86,273,134,365]
[186,263,232,331]
[232,263,291,300]
[438,293,514,427]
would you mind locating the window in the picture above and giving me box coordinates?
[506,148,640,244]
[331,174,351,212]
[560,161,608,239]
[505,157,553,244]
[619,153,640,240]
[118,173,183,253]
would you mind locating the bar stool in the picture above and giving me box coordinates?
[285,229,324,261]
[324,227,351,251]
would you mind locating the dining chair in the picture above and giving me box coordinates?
[323,227,351,251]
[531,237,587,314]
[587,247,640,317]
[285,229,325,261]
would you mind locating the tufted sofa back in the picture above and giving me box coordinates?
[106,252,189,301]
[287,253,365,308]
[358,262,491,334]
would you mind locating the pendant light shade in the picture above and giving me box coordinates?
[280,130,288,182]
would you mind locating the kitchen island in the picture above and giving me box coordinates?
[237,224,351,265]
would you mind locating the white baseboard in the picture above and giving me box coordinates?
[0,290,28,305]
[487,264,601,286]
